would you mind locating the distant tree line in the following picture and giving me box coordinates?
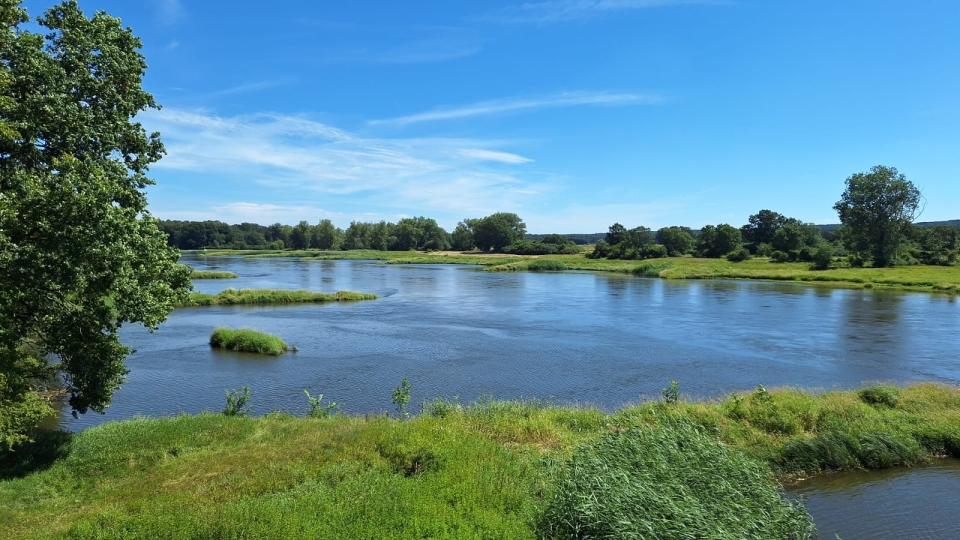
[159,212,556,254]
[588,166,958,269]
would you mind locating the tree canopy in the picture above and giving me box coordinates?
[834,165,921,267]
[0,0,190,448]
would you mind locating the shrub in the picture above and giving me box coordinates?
[587,240,611,259]
[638,244,668,259]
[810,243,834,270]
[726,246,752,262]
[210,328,288,355]
[770,250,789,263]
[502,240,556,255]
[304,390,339,418]
[755,242,774,257]
[222,387,251,416]
[540,417,814,539]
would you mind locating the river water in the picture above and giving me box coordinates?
[54,255,960,537]
[58,255,960,428]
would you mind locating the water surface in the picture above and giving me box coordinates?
[57,255,960,430]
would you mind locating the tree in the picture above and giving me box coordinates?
[312,219,341,250]
[290,220,310,250]
[834,165,921,267]
[473,213,526,251]
[741,210,787,245]
[451,219,477,251]
[0,1,191,448]
[656,226,695,256]
[696,224,742,258]
[605,223,627,246]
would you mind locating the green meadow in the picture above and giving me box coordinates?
[2,383,957,539]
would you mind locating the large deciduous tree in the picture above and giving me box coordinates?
[473,213,526,251]
[834,165,921,267]
[0,0,190,448]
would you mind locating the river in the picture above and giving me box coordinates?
[60,255,960,430]
[52,255,960,538]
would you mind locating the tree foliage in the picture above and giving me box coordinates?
[0,0,190,448]
[696,224,742,258]
[834,165,921,267]
[472,212,526,251]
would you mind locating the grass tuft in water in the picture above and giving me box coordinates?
[210,328,288,355]
[189,270,238,279]
[183,289,377,306]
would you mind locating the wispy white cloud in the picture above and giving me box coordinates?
[371,92,662,126]
[143,108,547,220]
[209,80,296,98]
[488,0,728,24]
[457,149,534,164]
[155,0,184,25]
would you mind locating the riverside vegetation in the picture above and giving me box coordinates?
[189,270,238,279]
[209,328,289,356]
[181,288,378,307]
[2,383,958,539]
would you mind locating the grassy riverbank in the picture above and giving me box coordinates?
[182,288,378,306]
[2,383,957,539]
[185,249,960,293]
[493,255,960,293]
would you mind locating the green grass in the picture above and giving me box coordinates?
[209,328,289,355]
[182,288,378,306]
[2,383,957,539]
[189,270,238,279]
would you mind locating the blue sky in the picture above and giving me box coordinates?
[20,0,960,232]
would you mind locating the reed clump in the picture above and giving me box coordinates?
[183,289,377,306]
[540,415,814,539]
[209,328,288,355]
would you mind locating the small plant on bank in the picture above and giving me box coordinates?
[304,390,339,418]
[392,378,412,419]
[222,387,251,416]
[662,380,680,405]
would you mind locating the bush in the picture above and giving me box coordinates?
[587,240,611,259]
[210,328,288,355]
[502,240,556,255]
[770,250,789,263]
[222,387,251,416]
[755,242,774,257]
[638,244,668,259]
[810,243,834,270]
[726,247,752,262]
[540,417,814,539]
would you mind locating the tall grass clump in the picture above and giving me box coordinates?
[527,259,568,272]
[631,262,671,277]
[210,328,288,355]
[540,415,814,539]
